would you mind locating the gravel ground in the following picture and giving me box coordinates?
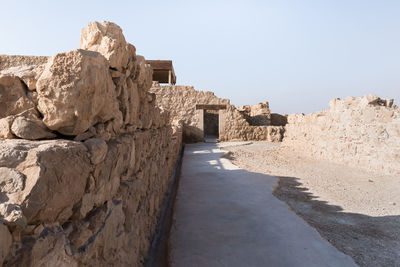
[223,142,400,267]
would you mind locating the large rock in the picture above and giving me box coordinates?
[11,116,56,140]
[0,65,45,90]
[80,21,132,71]
[0,140,91,224]
[0,75,35,119]
[36,49,122,136]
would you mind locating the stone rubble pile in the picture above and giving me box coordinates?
[284,94,400,175]
[0,21,182,267]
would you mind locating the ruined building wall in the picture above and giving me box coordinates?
[150,83,230,141]
[150,83,284,142]
[0,21,182,267]
[283,95,400,175]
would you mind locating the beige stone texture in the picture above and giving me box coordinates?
[237,102,271,126]
[0,21,183,267]
[0,75,35,119]
[0,55,48,70]
[0,117,15,139]
[80,21,131,71]
[283,95,400,175]
[150,83,278,142]
[36,49,122,136]
[0,65,45,90]
[11,116,55,140]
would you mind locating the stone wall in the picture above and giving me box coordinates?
[150,83,284,142]
[283,95,400,175]
[150,83,230,142]
[237,102,271,126]
[0,21,182,267]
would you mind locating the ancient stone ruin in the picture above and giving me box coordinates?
[0,21,182,266]
[284,94,400,175]
[0,20,399,267]
[150,83,285,142]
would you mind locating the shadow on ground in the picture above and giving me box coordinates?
[169,143,356,267]
[273,176,400,267]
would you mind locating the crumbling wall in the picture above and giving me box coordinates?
[219,105,283,142]
[237,102,271,126]
[283,95,400,175]
[0,21,182,267]
[151,83,283,142]
[150,83,229,142]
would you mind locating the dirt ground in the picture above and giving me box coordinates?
[223,142,400,267]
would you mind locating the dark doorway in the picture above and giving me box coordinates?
[204,109,219,138]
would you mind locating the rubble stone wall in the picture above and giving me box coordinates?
[150,83,283,142]
[0,21,182,267]
[283,95,400,175]
[150,83,230,142]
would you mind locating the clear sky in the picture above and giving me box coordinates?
[1,0,399,114]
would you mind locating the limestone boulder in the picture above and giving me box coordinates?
[0,64,45,90]
[11,116,56,140]
[80,21,133,71]
[36,49,122,136]
[0,116,15,139]
[0,140,91,224]
[0,75,35,119]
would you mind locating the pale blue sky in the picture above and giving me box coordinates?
[1,0,399,114]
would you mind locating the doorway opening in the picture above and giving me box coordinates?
[204,109,219,139]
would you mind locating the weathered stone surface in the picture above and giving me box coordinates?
[0,117,15,139]
[0,203,27,229]
[284,95,400,175]
[11,116,56,140]
[80,21,132,71]
[84,138,108,165]
[266,126,284,142]
[237,102,271,126]
[0,224,12,264]
[0,21,183,267]
[0,55,48,70]
[0,75,35,119]
[0,167,25,194]
[0,140,91,224]
[150,83,275,142]
[0,64,45,90]
[150,83,230,141]
[36,49,122,135]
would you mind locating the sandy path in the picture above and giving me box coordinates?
[223,142,400,267]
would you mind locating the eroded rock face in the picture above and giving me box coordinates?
[0,65,45,91]
[0,167,25,194]
[0,21,183,267]
[0,75,35,118]
[36,49,122,135]
[11,116,55,140]
[80,21,131,71]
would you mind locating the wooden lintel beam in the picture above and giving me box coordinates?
[195,104,227,110]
